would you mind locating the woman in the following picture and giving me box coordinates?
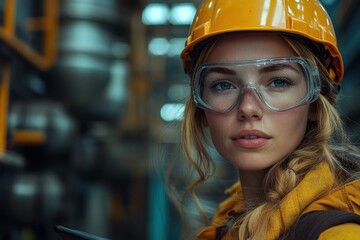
[175,0,360,239]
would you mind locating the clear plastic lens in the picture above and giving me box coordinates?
[193,57,320,112]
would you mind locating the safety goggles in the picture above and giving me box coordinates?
[193,57,321,112]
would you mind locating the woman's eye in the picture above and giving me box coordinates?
[269,78,290,88]
[213,81,234,91]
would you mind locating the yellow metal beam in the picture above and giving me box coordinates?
[12,130,46,146]
[0,63,11,154]
[0,0,59,70]
[4,0,16,34]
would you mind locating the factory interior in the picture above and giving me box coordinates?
[0,0,360,239]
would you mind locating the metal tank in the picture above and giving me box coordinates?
[48,0,129,122]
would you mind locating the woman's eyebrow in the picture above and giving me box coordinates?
[203,63,302,76]
[258,63,302,74]
[204,67,237,75]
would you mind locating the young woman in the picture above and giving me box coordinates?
[175,0,360,239]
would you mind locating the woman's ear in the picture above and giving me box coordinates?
[308,102,318,122]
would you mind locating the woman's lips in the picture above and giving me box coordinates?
[231,129,271,149]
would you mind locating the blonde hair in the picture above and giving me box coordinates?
[176,33,360,239]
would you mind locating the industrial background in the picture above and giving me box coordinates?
[0,0,359,239]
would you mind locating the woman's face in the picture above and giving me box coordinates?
[202,33,311,171]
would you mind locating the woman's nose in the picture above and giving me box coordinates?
[237,89,263,120]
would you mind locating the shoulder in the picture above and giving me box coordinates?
[305,179,360,214]
[291,210,360,240]
[319,223,360,240]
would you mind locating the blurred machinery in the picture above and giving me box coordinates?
[0,0,149,239]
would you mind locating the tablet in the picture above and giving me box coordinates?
[54,225,110,240]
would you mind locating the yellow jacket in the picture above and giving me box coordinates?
[197,162,360,239]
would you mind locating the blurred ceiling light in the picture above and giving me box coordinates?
[148,38,170,56]
[160,103,185,122]
[142,3,169,25]
[169,3,196,25]
[167,38,187,57]
[148,37,186,57]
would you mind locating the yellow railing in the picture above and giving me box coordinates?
[0,0,59,154]
[0,0,59,70]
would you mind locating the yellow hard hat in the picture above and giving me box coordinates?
[181,0,344,83]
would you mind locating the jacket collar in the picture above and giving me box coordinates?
[197,161,337,240]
